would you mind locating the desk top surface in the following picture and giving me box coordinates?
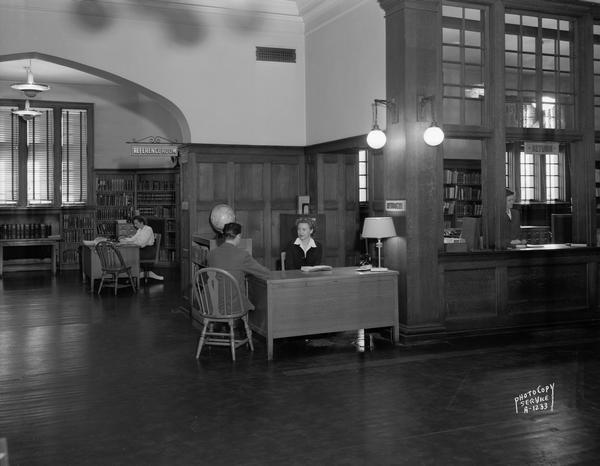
[253,266,398,284]
[82,242,140,249]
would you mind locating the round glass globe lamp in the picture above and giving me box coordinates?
[423,124,445,147]
[367,128,387,149]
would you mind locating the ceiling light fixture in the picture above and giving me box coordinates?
[11,63,50,98]
[12,100,42,121]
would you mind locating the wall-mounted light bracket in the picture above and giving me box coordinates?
[374,98,398,124]
[417,95,435,122]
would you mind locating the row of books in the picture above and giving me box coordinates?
[444,186,482,200]
[137,193,176,204]
[138,206,176,218]
[97,177,135,192]
[594,168,600,184]
[97,223,116,237]
[97,208,132,221]
[443,201,483,216]
[97,193,133,207]
[62,228,96,243]
[137,179,175,191]
[63,214,95,229]
[443,169,481,185]
[0,223,52,240]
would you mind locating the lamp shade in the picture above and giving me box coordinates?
[361,217,397,239]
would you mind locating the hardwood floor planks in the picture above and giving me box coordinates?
[0,270,599,465]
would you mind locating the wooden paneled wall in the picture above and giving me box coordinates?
[306,152,361,267]
[178,144,305,297]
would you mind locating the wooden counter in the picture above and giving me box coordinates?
[438,244,600,335]
[247,267,399,360]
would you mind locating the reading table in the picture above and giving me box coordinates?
[0,239,59,278]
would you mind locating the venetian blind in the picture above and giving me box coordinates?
[27,107,54,205]
[0,106,19,204]
[61,109,88,205]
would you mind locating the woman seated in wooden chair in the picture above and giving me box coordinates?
[118,215,164,281]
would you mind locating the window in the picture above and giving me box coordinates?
[358,149,368,203]
[505,13,574,129]
[0,101,92,207]
[0,106,19,205]
[506,142,567,203]
[62,109,88,205]
[27,108,54,205]
[442,3,486,126]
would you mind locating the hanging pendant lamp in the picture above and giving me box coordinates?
[11,64,50,98]
[12,100,42,121]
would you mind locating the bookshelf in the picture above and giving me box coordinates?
[95,169,178,266]
[60,209,96,269]
[443,160,482,229]
[595,161,600,213]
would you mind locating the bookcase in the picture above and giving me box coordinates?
[60,209,96,269]
[443,160,482,229]
[595,161,600,213]
[95,169,178,266]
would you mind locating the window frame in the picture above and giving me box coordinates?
[0,99,94,209]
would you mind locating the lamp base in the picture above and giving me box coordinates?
[370,267,389,272]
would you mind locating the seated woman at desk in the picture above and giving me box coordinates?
[501,189,526,248]
[283,216,323,269]
[119,215,163,280]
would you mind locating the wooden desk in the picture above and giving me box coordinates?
[0,239,59,278]
[247,267,399,360]
[81,244,140,293]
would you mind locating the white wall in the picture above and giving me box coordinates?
[0,79,184,169]
[304,0,385,145]
[0,0,306,146]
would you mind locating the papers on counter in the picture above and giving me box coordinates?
[300,265,333,272]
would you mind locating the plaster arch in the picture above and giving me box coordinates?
[1,51,191,144]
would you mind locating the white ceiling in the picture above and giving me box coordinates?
[0,0,336,86]
[2,0,600,87]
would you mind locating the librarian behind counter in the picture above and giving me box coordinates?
[501,188,526,249]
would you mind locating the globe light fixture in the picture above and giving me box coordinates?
[366,98,396,150]
[423,123,445,146]
[12,100,42,121]
[11,64,50,98]
[418,95,445,147]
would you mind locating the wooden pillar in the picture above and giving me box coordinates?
[378,0,445,341]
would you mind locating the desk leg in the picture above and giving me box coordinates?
[267,337,273,361]
[0,245,3,278]
[52,244,57,275]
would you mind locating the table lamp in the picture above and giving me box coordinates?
[361,217,397,271]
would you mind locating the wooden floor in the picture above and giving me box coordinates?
[1,269,599,465]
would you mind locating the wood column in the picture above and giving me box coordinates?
[378,0,445,341]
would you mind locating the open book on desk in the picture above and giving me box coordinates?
[300,265,333,272]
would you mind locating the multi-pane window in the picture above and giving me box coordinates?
[442,4,486,126]
[0,106,19,205]
[358,150,368,203]
[0,101,91,207]
[27,108,54,205]
[519,152,535,201]
[62,109,88,205]
[505,13,574,129]
[507,142,567,202]
[594,23,600,130]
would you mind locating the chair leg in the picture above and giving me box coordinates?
[243,315,254,351]
[196,321,209,359]
[229,320,236,361]
[98,275,105,295]
[114,273,118,295]
[128,272,137,293]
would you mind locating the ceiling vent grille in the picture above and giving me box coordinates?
[256,47,296,63]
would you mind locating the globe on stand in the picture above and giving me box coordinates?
[209,204,236,234]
